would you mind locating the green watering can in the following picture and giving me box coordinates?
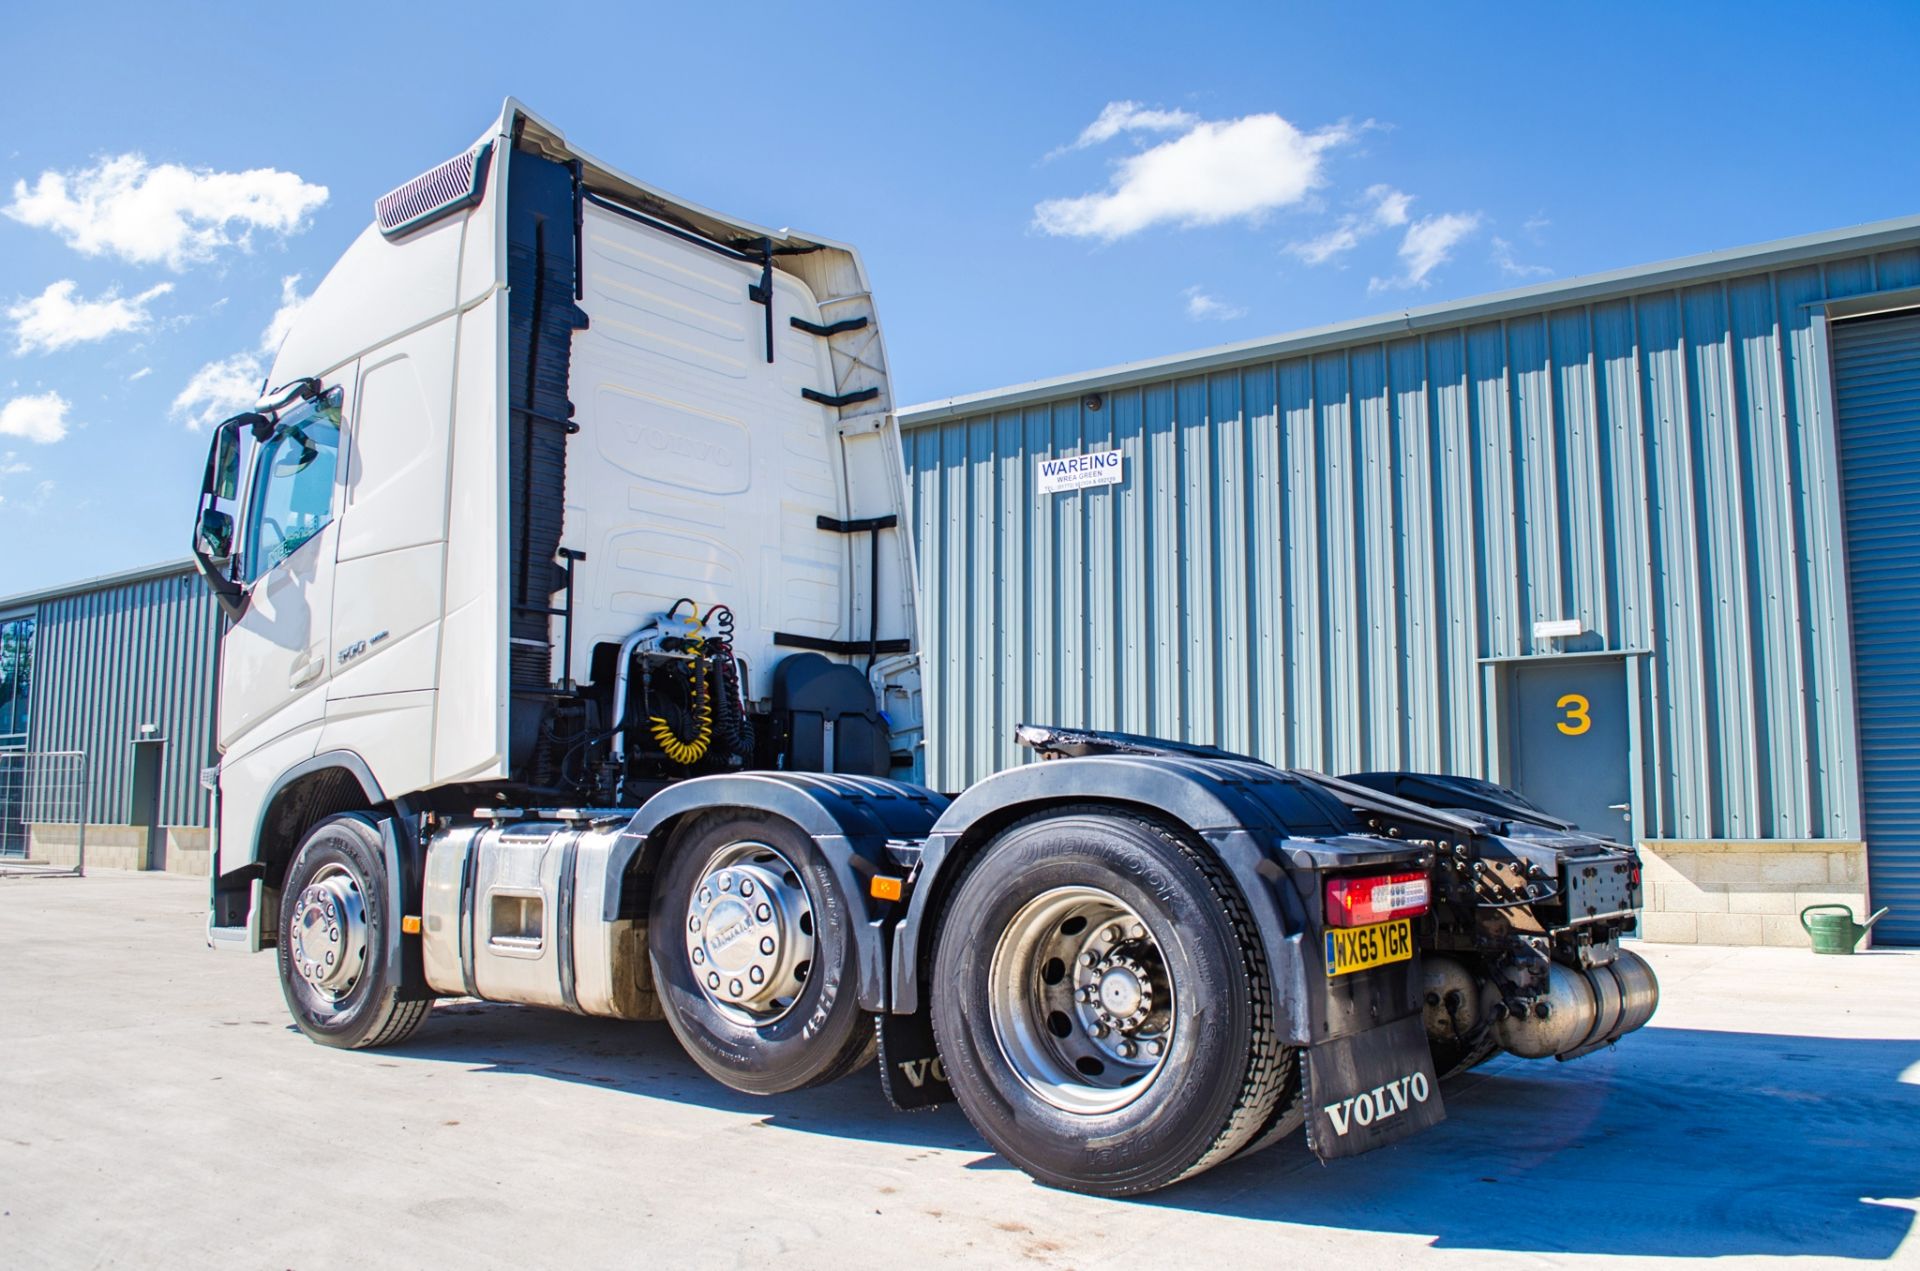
[1799,903,1889,954]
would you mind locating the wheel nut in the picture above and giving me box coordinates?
[760,937,776,955]
[692,947,706,965]
[740,879,754,898]
[1118,1040,1137,1059]
[1091,1022,1109,1038]
[1129,923,1145,940]
[754,904,771,922]
[688,915,702,932]
[1081,952,1099,967]
[719,874,734,892]
[729,979,744,997]
[749,966,765,984]
[1147,1039,1165,1057]
[1105,925,1123,942]
[699,888,712,905]
[706,972,721,990]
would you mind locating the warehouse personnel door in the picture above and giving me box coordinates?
[1504,657,1633,838]
[1832,308,1920,946]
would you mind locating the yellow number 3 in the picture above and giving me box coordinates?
[1556,693,1591,736]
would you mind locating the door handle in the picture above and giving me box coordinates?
[290,657,325,689]
[1608,802,1631,820]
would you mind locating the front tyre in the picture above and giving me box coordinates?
[931,808,1288,1196]
[649,811,874,1095]
[276,813,429,1049]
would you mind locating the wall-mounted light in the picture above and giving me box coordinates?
[1533,618,1583,640]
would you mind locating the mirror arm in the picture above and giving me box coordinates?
[190,532,249,622]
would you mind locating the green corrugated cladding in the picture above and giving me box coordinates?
[23,564,222,828]
[899,223,1920,847]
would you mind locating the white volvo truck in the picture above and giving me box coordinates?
[191,101,1657,1196]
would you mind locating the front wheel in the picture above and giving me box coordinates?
[276,813,430,1049]
[930,808,1290,1196]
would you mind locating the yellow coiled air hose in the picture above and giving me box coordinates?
[649,637,714,765]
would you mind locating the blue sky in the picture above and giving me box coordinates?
[3,0,1918,595]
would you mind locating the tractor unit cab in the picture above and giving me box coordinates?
[192,100,922,903]
[190,104,1657,1200]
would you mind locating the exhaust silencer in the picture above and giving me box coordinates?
[1494,949,1659,1060]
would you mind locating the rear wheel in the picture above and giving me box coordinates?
[931,808,1289,1196]
[649,811,874,1095]
[276,813,430,1049]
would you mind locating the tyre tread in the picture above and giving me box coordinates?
[1120,813,1289,1187]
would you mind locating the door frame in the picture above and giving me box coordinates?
[128,735,166,871]
[1480,649,1651,839]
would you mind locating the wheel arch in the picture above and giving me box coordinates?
[606,773,948,1012]
[889,756,1360,1033]
[245,751,390,894]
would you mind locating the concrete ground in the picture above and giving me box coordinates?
[2,872,1916,1269]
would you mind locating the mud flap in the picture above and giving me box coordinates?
[1303,1013,1445,1160]
[877,1009,952,1111]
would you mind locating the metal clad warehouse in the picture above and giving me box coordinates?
[0,561,222,872]
[899,215,1920,948]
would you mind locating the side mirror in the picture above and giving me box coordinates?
[196,507,234,564]
[212,426,240,500]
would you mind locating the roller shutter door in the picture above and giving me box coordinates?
[1832,308,1920,946]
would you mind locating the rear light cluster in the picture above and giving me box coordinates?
[1326,871,1431,927]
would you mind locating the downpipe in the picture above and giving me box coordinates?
[1424,950,1660,1063]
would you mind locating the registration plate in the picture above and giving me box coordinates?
[1324,918,1414,977]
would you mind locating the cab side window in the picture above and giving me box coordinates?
[242,391,343,583]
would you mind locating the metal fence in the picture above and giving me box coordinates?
[0,748,88,878]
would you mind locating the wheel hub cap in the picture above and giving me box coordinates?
[987,887,1175,1114]
[290,864,367,1000]
[685,843,815,1024]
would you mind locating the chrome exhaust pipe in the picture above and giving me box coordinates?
[1493,949,1659,1060]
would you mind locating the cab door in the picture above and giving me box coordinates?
[217,383,350,753]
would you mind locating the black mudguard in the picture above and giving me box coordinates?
[888,754,1431,1048]
[1304,1013,1446,1159]
[876,1008,953,1110]
[607,773,948,1012]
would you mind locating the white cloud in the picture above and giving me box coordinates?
[0,450,28,476]
[0,477,57,512]
[1183,286,1246,321]
[8,279,173,354]
[1035,111,1354,241]
[1052,101,1200,156]
[1287,183,1412,266]
[5,153,328,270]
[259,274,307,355]
[170,274,310,430]
[0,390,73,443]
[1370,211,1482,292]
[171,354,265,431]
[1491,236,1551,279]
[128,366,152,381]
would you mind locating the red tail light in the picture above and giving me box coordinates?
[1326,871,1431,927]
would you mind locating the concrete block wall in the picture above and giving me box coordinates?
[27,824,211,876]
[1637,840,1869,948]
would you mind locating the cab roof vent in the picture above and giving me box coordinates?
[375,141,494,240]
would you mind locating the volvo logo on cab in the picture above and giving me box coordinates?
[1323,1071,1431,1135]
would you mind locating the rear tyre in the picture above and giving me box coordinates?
[277,813,430,1049]
[930,807,1288,1196]
[649,811,874,1095]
